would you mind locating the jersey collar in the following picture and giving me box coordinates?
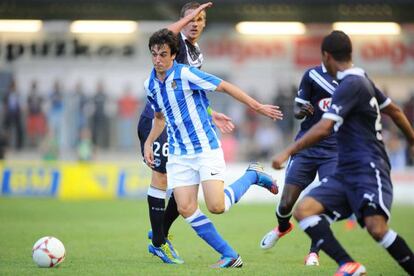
[180,32,200,48]
[151,61,178,83]
[336,67,365,80]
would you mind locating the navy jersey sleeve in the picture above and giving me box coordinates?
[322,80,360,131]
[369,79,391,109]
[295,70,312,105]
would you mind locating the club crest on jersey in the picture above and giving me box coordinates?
[318,97,332,112]
[171,80,177,89]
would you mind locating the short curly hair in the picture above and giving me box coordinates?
[321,30,352,62]
[148,28,179,56]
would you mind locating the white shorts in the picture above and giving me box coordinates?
[166,148,226,189]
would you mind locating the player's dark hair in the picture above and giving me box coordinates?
[148,28,179,56]
[180,1,202,18]
[321,30,352,62]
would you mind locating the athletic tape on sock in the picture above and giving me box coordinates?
[299,215,322,230]
[185,208,202,223]
[380,229,397,249]
[147,186,166,199]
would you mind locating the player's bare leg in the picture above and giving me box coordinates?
[364,213,414,274]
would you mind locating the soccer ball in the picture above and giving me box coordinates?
[32,236,65,268]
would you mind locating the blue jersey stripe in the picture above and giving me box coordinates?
[174,68,202,153]
[159,77,187,155]
[195,90,219,150]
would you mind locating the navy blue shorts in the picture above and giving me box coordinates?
[307,160,393,227]
[284,153,337,189]
[137,116,168,174]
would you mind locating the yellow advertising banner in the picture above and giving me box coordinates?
[0,161,151,199]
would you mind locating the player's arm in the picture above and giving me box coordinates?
[271,118,334,169]
[294,102,314,119]
[294,70,313,119]
[216,80,283,120]
[167,2,213,34]
[143,112,166,168]
[381,102,414,153]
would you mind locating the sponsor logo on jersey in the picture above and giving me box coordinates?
[318,97,332,112]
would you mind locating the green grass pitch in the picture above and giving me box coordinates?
[0,198,413,275]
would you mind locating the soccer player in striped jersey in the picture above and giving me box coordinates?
[138,2,235,264]
[260,63,338,266]
[144,28,282,268]
[272,31,414,276]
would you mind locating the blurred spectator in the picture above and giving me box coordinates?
[383,127,406,170]
[66,82,89,148]
[91,81,110,149]
[254,119,281,160]
[26,80,46,148]
[3,79,24,149]
[221,132,239,163]
[40,130,59,161]
[77,127,94,161]
[0,128,8,159]
[0,69,14,123]
[47,80,65,151]
[117,86,139,149]
[273,85,296,139]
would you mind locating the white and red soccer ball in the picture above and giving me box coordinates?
[32,236,65,268]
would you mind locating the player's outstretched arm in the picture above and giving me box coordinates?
[167,2,213,34]
[381,102,414,154]
[215,80,283,121]
[144,112,166,168]
[271,118,334,169]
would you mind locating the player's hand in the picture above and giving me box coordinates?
[193,2,213,16]
[299,103,314,117]
[211,111,235,133]
[256,104,283,121]
[144,142,155,168]
[199,2,213,11]
[271,151,290,170]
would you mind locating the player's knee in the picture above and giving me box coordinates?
[278,200,294,216]
[293,204,306,221]
[207,203,224,214]
[177,203,197,218]
[365,219,388,241]
[293,197,320,221]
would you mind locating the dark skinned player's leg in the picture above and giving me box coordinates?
[364,211,414,275]
[277,184,303,232]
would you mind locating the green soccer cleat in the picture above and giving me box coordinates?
[148,243,183,264]
[147,230,184,264]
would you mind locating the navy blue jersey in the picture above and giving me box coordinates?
[294,65,338,157]
[322,67,391,171]
[140,32,203,119]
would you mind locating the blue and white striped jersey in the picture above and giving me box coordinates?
[145,61,222,156]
